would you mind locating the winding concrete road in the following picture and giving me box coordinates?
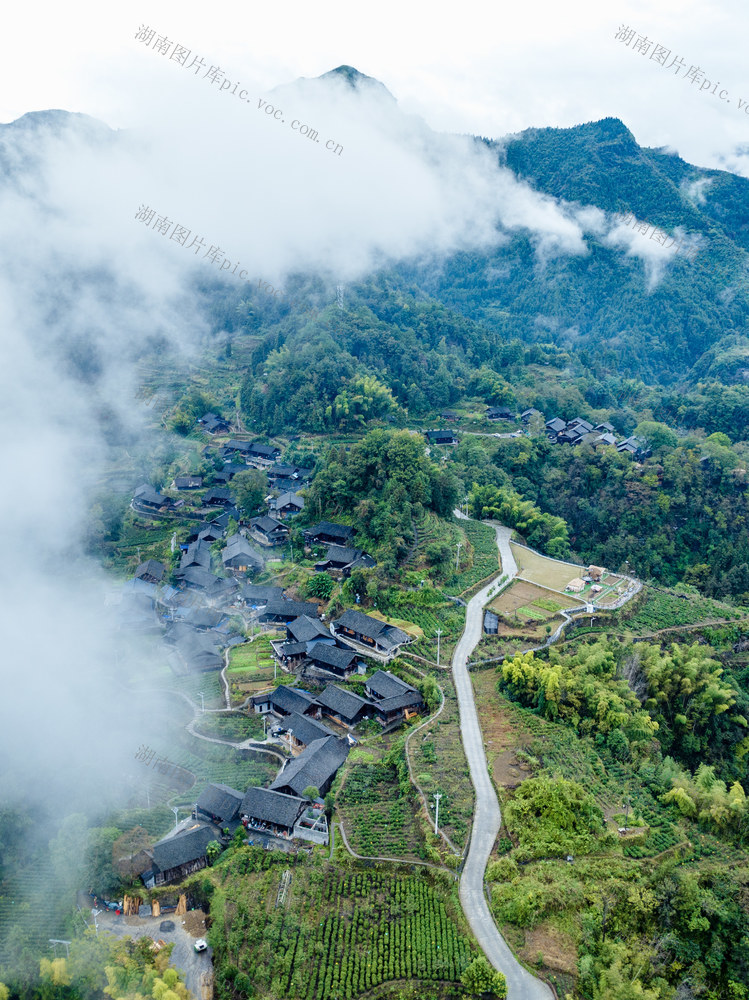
[452,516,553,1000]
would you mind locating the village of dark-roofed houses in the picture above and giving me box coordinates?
[121,445,427,882]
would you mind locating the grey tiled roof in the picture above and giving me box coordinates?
[240,786,306,828]
[196,783,243,822]
[151,825,216,873]
[270,735,349,796]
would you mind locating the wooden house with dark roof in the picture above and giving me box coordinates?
[315,545,375,577]
[260,599,320,624]
[545,417,567,438]
[175,630,223,672]
[315,685,373,728]
[144,825,216,887]
[304,521,355,546]
[275,640,309,668]
[307,643,362,679]
[202,487,235,508]
[135,559,165,584]
[426,429,458,445]
[364,670,423,725]
[252,685,319,718]
[199,413,230,435]
[174,475,203,490]
[240,787,306,838]
[250,515,289,546]
[268,492,305,518]
[270,735,349,797]
[133,484,173,511]
[196,783,243,825]
[213,464,247,484]
[223,439,252,457]
[179,539,212,572]
[487,406,514,420]
[176,566,222,592]
[617,436,651,460]
[278,712,336,752]
[241,584,284,607]
[332,609,411,656]
[286,615,333,646]
[222,534,264,573]
[246,442,282,467]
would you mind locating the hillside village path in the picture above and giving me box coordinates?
[452,514,553,1000]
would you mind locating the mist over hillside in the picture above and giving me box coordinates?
[2,60,749,998]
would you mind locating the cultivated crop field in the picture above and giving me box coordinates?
[488,580,583,621]
[442,518,500,596]
[228,634,284,701]
[337,739,424,860]
[210,853,475,1000]
[619,587,746,633]
[409,678,474,851]
[192,711,265,742]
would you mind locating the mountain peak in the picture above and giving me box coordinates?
[317,65,396,102]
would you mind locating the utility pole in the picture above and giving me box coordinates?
[433,793,443,836]
[50,940,71,959]
[172,806,180,829]
[456,542,462,571]
[435,628,442,668]
[199,691,205,713]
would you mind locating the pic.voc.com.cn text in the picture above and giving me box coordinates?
[134,25,344,156]
[615,25,749,113]
[134,203,321,318]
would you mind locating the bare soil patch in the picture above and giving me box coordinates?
[521,923,577,975]
[182,909,207,937]
[471,670,534,789]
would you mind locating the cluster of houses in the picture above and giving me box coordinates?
[122,504,409,677]
[139,666,423,887]
[425,409,651,463]
[544,417,651,459]
[253,669,424,733]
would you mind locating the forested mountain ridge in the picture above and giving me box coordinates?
[500,116,749,252]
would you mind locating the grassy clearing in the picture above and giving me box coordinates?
[510,544,586,593]
[227,634,282,674]
[227,634,285,702]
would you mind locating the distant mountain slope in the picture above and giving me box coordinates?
[4,90,749,386]
[500,117,749,250]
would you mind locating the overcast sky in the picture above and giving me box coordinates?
[3,0,749,175]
